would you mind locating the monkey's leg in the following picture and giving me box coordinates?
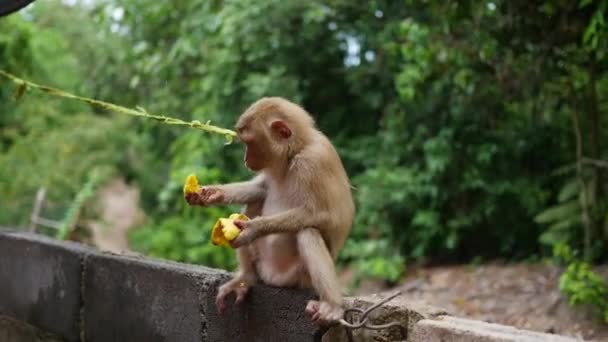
[297,228,344,325]
[216,246,257,314]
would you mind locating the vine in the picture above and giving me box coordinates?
[0,70,237,143]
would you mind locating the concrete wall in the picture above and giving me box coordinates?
[0,232,318,342]
[0,232,577,342]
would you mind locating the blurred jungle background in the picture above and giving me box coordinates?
[1,0,607,339]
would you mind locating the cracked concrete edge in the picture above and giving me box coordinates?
[411,316,580,342]
[324,293,578,342]
[366,292,579,342]
[195,267,231,341]
[78,241,88,342]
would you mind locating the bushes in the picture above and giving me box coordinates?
[0,1,606,299]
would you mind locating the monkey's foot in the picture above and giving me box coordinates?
[215,278,251,314]
[305,300,344,326]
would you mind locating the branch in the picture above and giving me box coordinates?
[569,88,592,262]
[582,157,608,170]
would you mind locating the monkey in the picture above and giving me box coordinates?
[185,97,355,325]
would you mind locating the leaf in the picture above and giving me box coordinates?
[534,200,580,224]
[547,216,581,232]
[558,180,579,202]
[13,82,27,100]
[539,230,566,246]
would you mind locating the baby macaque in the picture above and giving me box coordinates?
[185,97,354,325]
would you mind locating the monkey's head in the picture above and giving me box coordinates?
[235,97,315,172]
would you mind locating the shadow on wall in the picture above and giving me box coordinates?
[0,315,63,342]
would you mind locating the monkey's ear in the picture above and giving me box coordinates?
[270,120,292,139]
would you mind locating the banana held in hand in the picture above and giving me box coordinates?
[212,213,249,247]
[183,174,200,195]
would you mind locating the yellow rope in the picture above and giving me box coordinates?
[0,70,237,143]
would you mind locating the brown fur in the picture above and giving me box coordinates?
[186,97,355,325]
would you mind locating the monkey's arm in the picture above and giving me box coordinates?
[189,174,266,206]
[216,174,267,204]
[231,206,328,247]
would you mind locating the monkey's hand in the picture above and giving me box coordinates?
[215,276,253,314]
[230,220,260,248]
[185,187,224,206]
[305,300,344,326]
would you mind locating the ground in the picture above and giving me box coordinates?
[345,263,608,341]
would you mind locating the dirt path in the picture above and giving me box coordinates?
[346,263,608,341]
[88,177,144,253]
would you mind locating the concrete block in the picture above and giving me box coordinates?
[203,277,320,342]
[83,252,223,342]
[0,232,90,342]
[410,316,578,342]
[84,252,320,342]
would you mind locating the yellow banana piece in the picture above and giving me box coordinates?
[183,174,200,195]
[211,213,249,247]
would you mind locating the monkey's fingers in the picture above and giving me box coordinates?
[315,303,343,326]
[233,220,247,230]
[230,236,245,249]
[215,295,227,315]
[235,288,248,304]
[184,193,201,205]
[198,187,223,204]
[230,229,256,248]
[305,300,320,314]
[305,300,321,322]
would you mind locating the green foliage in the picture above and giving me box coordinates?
[1,0,607,288]
[560,261,608,323]
[555,244,608,323]
[535,180,582,248]
[57,168,106,240]
[581,0,608,50]
[340,239,405,285]
[129,216,237,270]
[0,111,142,225]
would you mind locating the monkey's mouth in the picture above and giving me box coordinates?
[243,148,254,169]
